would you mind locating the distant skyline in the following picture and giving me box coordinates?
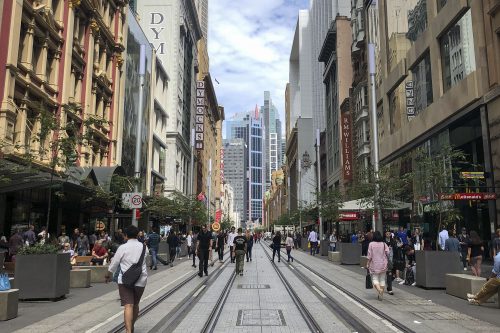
[208,0,309,138]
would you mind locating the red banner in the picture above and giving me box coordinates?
[341,112,353,181]
[215,209,222,223]
[439,192,497,201]
[340,212,359,221]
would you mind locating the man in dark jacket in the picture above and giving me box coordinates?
[147,227,167,269]
[196,225,212,277]
[166,231,179,267]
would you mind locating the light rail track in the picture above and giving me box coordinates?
[271,242,417,333]
[261,243,323,333]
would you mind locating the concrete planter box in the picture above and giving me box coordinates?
[0,289,19,320]
[415,251,462,289]
[15,253,70,300]
[328,251,340,263]
[320,242,329,256]
[338,243,361,265]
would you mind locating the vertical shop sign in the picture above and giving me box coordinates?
[195,81,205,150]
[341,112,353,181]
[405,81,415,120]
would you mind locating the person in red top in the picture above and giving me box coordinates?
[91,240,109,265]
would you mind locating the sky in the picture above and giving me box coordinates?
[208,0,309,138]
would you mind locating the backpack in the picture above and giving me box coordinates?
[121,244,146,288]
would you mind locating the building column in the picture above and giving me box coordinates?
[480,105,497,236]
[19,22,35,70]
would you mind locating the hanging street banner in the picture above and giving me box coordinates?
[341,112,353,181]
[195,80,205,150]
[439,192,497,201]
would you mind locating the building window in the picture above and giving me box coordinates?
[410,52,433,116]
[440,9,475,93]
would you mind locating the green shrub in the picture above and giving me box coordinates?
[17,243,60,255]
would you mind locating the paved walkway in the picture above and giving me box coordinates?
[289,246,500,333]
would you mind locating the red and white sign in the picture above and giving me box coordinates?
[215,209,222,223]
[339,212,359,221]
[439,192,497,201]
[341,112,353,181]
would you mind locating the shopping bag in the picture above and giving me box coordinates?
[307,242,311,249]
[365,270,373,289]
[0,273,11,291]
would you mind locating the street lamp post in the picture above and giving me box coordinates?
[316,129,323,241]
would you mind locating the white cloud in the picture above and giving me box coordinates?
[208,0,309,137]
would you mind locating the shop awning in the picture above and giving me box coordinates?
[339,198,412,211]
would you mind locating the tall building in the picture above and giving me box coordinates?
[319,14,353,191]
[0,0,127,234]
[136,0,202,197]
[194,0,209,39]
[226,109,265,225]
[261,91,282,189]
[373,0,500,238]
[223,138,247,224]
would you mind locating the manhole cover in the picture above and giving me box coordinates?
[385,299,435,306]
[237,284,270,289]
[413,312,477,320]
[237,309,286,326]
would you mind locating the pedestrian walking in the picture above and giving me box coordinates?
[209,231,217,266]
[191,231,198,268]
[396,226,408,245]
[233,228,247,276]
[384,231,395,295]
[458,227,470,270]
[245,230,253,262]
[8,230,23,262]
[272,231,282,262]
[166,231,179,267]
[329,230,337,252]
[196,224,212,277]
[227,227,236,263]
[492,228,500,257]
[285,233,294,262]
[366,231,390,301]
[146,227,167,270]
[23,225,36,247]
[467,251,500,305]
[439,225,449,251]
[392,237,406,283]
[186,231,193,259]
[106,225,148,333]
[308,229,318,256]
[468,231,484,277]
[76,232,89,256]
[445,229,461,255]
[216,230,225,262]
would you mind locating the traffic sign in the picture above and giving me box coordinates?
[212,222,221,232]
[122,192,143,209]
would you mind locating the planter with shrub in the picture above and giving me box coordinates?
[15,244,71,300]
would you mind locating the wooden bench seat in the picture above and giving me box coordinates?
[72,256,93,266]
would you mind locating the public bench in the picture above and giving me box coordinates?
[70,269,91,288]
[0,289,19,320]
[73,256,93,266]
[446,273,500,308]
[72,265,108,283]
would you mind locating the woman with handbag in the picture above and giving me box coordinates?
[366,231,390,301]
[285,233,294,262]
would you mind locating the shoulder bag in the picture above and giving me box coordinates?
[121,244,146,288]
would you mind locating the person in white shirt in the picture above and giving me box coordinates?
[329,230,337,252]
[227,227,237,263]
[439,226,449,251]
[186,231,193,259]
[106,226,148,333]
[308,229,319,256]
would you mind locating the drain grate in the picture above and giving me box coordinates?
[237,309,286,326]
[385,299,436,306]
[237,284,270,289]
[413,312,477,321]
